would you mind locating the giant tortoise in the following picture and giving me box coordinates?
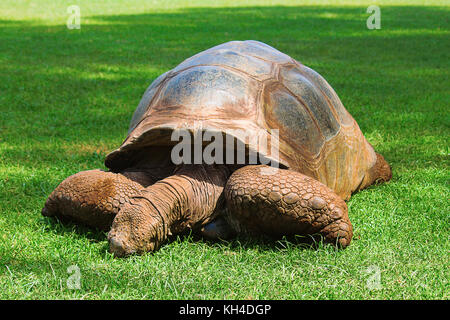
[42,40,392,257]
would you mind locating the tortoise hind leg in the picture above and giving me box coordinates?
[370,153,392,185]
[42,169,159,230]
[224,165,353,248]
[359,152,392,192]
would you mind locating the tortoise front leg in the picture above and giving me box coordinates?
[42,169,158,230]
[224,165,353,248]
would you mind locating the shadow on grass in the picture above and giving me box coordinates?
[0,5,448,164]
[177,230,334,253]
[1,5,448,255]
[40,214,330,257]
[41,215,108,243]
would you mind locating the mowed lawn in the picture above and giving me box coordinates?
[0,0,448,299]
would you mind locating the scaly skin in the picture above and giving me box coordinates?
[370,153,392,185]
[224,165,353,248]
[42,169,157,230]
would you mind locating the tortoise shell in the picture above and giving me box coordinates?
[105,40,377,200]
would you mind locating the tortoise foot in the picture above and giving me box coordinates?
[224,165,353,248]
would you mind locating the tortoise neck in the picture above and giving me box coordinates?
[139,164,230,235]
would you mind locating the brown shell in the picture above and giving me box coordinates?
[105,40,377,199]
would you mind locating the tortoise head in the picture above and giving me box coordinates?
[107,201,163,257]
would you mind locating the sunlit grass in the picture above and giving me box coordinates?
[0,0,448,299]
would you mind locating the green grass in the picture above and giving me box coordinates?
[0,0,449,299]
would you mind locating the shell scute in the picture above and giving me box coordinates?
[207,40,292,64]
[298,65,353,126]
[173,48,273,80]
[129,71,171,133]
[279,65,340,141]
[155,66,258,116]
[264,86,324,157]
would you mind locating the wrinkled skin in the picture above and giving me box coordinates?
[42,153,391,257]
